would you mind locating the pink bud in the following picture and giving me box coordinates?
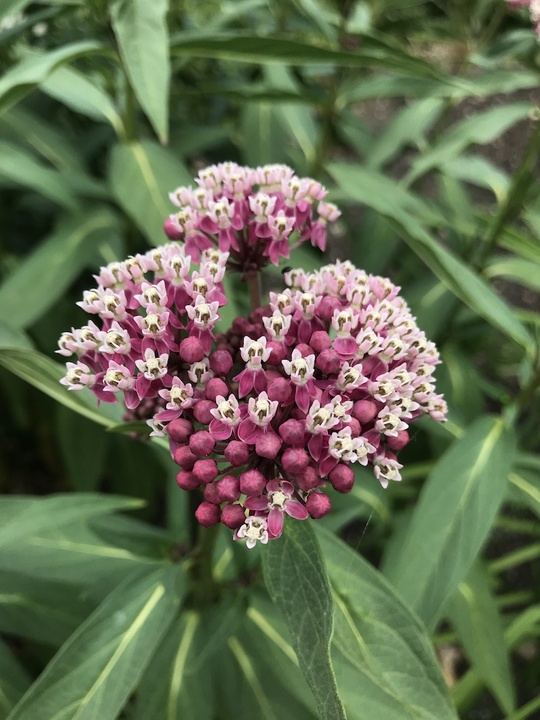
[216,475,240,503]
[173,445,197,470]
[329,464,355,493]
[167,418,194,444]
[352,400,377,424]
[296,465,321,491]
[204,482,221,504]
[193,400,216,424]
[179,336,205,363]
[193,458,219,484]
[306,492,332,518]
[176,470,199,491]
[267,377,293,403]
[205,377,229,401]
[224,440,250,467]
[239,469,266,496]
[310,330,331,353]
[189,430,216,457]
[256,432,282,459]
[386,430,409,451]
[317,296,341,322]
[267,341,287,365]
[210,350,233,374]
[232,317,250,335]
[316,349,341,375]
[195,501,220,527]
[279,419,305,446]
[163,217,182,239]
[347,418,361,437]
[281,447,310,474]
[221,503,246,529]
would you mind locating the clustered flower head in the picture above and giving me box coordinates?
[508,0,540,35]
[163,162,340,268]
[58,163,447,549]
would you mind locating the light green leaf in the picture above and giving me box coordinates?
[0,638,31,720]
[0,41,103,113]
[0,322,33,350]
[0,349,122,427]
[446,563,515,714]
[327,162,534,353]
[41,66,125,137]
[109,140,190,245]
[240,101,290,167]
[0,493,142,551]
[485,257,540,292]
[262,520,346,720]
[110,0,170,143]
[0,140,79,209]
[441,155,510,202]
[383,415,515,629]
[0,208,120,329]
[8,566,185,720]
[317,528,458,720]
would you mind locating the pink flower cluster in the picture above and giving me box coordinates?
[508,0,540,35]
[58,237,446,548]
[163,162,340,267]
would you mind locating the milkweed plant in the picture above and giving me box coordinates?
[2,2,540,719]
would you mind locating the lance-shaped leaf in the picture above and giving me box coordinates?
[8,566,185,720]
[0,638,31,720]
[446,563,515,714]
[262,520,347,720]
[383,415,515,629]
[110,0,170,143]
[317,527,458,720]
[109,140,190,245]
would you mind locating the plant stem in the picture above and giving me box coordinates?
[246,270,262,312]
[191,522,220,607]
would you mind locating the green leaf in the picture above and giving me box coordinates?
[41,66,125,137]
[485,257,540,292]
[0,208,120,329]
[0,493,142,551]
[110,0,170,143]
[57,406,110,491]
[109,140,190,244]
[441,155,510,203]
[262,520,346,720]
[0,638,31,720]
[0,140,80,210]
[0,322,33,350]
[240,101,290,167]
[407,104,533,183]
[317,528,458,720]
[383,415,515,629]
[8,566,185,720]
[327,162,534,353]
[0,41,103,113]
[0,349,121,427]
[446,563,515,714]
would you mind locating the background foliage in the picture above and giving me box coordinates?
[0,0,539,718]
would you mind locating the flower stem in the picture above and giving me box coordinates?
[246,270,262,312]
[191,522,220,607]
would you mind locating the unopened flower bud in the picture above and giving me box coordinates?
[386,429,410,451]
[239,469,266,496]
[347,418,361,437]
[329,464,355,493]
[173,445,197,470]
[267,341,287,365]
[279,418,305,446]
[306,492,332,518]
[193,400,216,424]
[204,482,221,504]
[317,296,341,321]
[281,447,310,474]
[352,400,377,424]
[210,350,233,374]
[163,217,182,239]
[256,432,282,459]
[316,348,341,375]
[267,377,293,403]
[221,504,246,529]
[176,470,199,491]
[167,418,193,444]
[195,501,220,527]
[179,336,205,363]
[189,431,216,457]
[295,343,314,358]
[216,475,240,503]
[310,330,331,353]
[224,441,250,467]
[193,458,219,484]
[205,377,229,401]
[296,465,321,491]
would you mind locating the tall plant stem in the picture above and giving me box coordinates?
[191,522,220,607]
[247,270,262,312]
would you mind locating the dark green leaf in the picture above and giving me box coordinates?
[56,406,110,491]
[262,520,346,720]
[0,638,31,720]
[383,415,515,629]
